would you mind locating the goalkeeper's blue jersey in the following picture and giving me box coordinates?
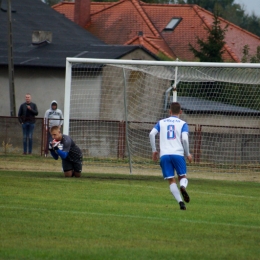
[153,116,189,157]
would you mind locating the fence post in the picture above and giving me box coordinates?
[194,124,202,163]
[117,121,126,159]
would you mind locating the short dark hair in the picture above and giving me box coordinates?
[170,102,181,114]
[50,125,59,133]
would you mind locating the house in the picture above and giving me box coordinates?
[53,0,260,62]
[176,96,260,163]
[0,0,157,117]
[177,96,260,128]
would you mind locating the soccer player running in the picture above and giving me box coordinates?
[49,126,83,177]
[149,102,192,210]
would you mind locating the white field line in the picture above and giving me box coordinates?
[1,175,259,200]
[0,205,259,230]
[46,180,260,200]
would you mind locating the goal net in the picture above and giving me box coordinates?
[64,58,260,175]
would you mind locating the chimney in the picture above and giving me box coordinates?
[74,0,91,28]
[32,31,52,45]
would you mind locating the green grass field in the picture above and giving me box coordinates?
[0,163,260,259]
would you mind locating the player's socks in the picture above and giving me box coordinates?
[180,178,188,188]
[170,183,182,203]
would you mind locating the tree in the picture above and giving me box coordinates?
[250,46,260,63]
[241,44,250,63]
[242,14,260,38]
[186,0,234,12]
[184,0,260,37]
[242,45,260,63]
[189,13,228,62]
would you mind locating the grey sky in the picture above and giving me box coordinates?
[235,0,260,16]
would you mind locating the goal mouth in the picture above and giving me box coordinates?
[64,58,260,174]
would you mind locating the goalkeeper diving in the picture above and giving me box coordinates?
[49,126,83,177]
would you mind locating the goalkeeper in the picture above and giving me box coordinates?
[49,126,83,177]
[149,102,192,210]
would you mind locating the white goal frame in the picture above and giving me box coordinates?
[64,58,260,174]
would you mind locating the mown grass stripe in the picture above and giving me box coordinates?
[1,205,259,230]
[1,175,259,200]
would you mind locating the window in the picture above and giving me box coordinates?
[164,18,182,31]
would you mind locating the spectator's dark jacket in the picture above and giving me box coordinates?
[18,102,38,124]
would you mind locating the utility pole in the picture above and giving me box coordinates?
[8,0,16,116]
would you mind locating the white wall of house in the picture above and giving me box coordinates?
[181,113,260,130]
[120,49,157,61]
[0,66,65,117]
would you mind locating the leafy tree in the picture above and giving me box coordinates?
[242,45,260,63]
[186,0,234,12]
[184,0,260,37]
[251,46,260,63]
[241,44,250,63]
[242,14,260,38]
[189,13,228,62]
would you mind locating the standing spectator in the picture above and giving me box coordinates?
[18,93,38,155]
[44,100,63,156]
[49,126,82,177]
[149,102,192,210]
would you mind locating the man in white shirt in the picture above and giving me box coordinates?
[149,102,192,210]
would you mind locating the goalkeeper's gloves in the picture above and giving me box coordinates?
[49,140,60,151]
[52,140,60,151]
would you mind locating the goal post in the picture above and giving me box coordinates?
[64,58,260,174]
[63,59,72,135]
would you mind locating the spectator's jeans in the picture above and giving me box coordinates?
[22,122,35,154]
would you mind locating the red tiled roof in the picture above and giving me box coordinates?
[126,35,176,59]
[52,2,75,21]
[53,0,260,62]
